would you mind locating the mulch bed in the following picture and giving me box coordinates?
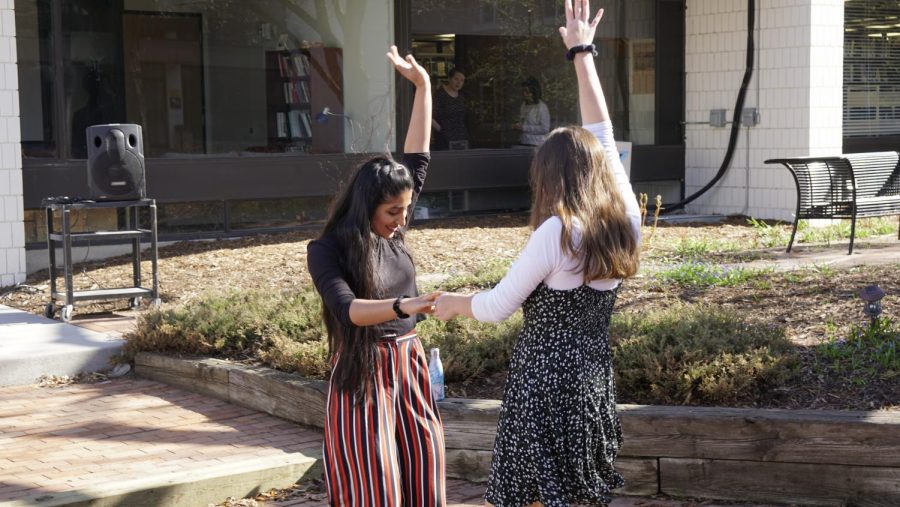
[2,213,897,411]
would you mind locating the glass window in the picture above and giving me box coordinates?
[17,0,396,159]
[141,201,224,235]
[411,0,657,149]
[15,0,56,158]
[229,196,331,230]
[844,0,900,137]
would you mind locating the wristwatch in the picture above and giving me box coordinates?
[393,296,410,319]
[566,43,598,61]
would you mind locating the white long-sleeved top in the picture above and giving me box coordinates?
[519,101,551,146]
[471,120,641,322]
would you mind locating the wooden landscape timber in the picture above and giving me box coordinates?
[134,353,900,506]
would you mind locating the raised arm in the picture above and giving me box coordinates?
[561,0,608,124]
[387,45,431,153]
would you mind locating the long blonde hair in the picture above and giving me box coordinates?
[529,126,639,282]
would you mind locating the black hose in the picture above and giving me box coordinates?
[660,0,756,214]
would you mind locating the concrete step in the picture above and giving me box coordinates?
[0,305,124,387]
[2,453,321,507]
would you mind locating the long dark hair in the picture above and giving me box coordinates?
[319,156,414,396]
[522,77,542,103]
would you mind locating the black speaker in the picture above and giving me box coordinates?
[86,124,146,201]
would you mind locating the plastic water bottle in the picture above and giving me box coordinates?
[429,348,445,401]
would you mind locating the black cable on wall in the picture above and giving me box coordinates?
[661,0,756,214]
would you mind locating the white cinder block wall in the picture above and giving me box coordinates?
[0,0,25,288]
[684,0,844,221]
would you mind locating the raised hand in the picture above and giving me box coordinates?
[387,45,429,88]
[559,0,603,49]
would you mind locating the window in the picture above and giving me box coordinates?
[16,0,398,159]
[843,0,900,137]
[411,0,658,149]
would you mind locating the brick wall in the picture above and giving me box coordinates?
[684,0,844,220]
[0,0,24,288]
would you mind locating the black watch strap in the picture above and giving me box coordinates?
[393,296,410,319]
[566,43,598,61]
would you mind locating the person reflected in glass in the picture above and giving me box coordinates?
[512,77,551,147]
[432,1,641,505]
[71,68,119,158]
[306,46,446,506]
[432,68,469,150]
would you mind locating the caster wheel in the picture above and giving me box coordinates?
[44,304,55,318]
[61,305,74,322]
[128,297,142,310]
[150,298,162,309]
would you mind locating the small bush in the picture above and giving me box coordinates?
[814,317,899,384]
[124,289,329,377]
[610,304,797,405]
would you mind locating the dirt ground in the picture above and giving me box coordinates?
[2,213,897,410]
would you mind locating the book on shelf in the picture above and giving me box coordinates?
[276,112,288,138]
[288,110,312,138]
[298,81,310,103]
[277,52,310,78]
[299,111,312,138]
[293,53,309,76]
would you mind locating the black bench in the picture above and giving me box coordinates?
[764,152,900,254]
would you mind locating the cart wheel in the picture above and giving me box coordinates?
[151,298,162,309]
[128,297,142,310]
[44,303,55,318]
[61,305,74,322]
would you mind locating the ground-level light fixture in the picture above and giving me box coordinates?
[859,284,885,325]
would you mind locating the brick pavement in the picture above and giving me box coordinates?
[0,377,321,503]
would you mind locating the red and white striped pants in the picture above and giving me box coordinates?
[323,332,446,506]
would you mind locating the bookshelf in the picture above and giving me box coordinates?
[266,47,344,153]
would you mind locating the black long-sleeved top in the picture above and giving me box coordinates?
[306,153,429,338]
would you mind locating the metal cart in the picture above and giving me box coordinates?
[43,198,160,322]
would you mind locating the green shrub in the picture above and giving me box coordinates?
[125,289,329,377]
[814,317,899,384]
[655,261,772,287]
[436,259,512,292]
[610,304,797,405]
[418,312,522,383]
[128,289,802,407]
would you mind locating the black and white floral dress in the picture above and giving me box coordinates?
[483,283,624,506]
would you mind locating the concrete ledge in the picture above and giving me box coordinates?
[135,352,900,506]
[0,305,123,386]
[3,453,320,507]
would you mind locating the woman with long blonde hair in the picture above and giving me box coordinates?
[433,1,641,505]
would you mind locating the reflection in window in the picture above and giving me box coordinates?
[141,201,224,235]
[412,0,656,148]
[844,0,900,137]
[16,0,372,158]
[23,208,118,244]
[229,197,331,230]
[15,0,56,158]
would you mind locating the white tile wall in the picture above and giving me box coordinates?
[684,0,844,221]
[0,1,23,288]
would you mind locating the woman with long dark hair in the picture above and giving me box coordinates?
[307,46,445,506]
[433,2,641,505]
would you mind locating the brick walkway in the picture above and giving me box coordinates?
[0,376,775,507]
[0,377,321,503]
